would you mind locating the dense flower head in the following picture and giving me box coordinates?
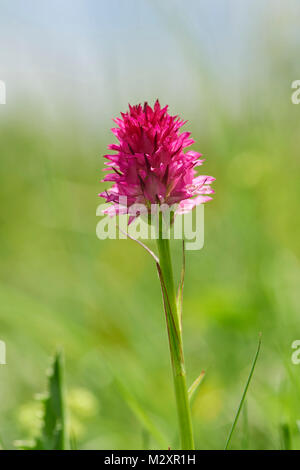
[99,100,215,220]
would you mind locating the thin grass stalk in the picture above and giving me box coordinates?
[156,225,194,450]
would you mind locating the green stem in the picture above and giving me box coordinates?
[156,235,194,450]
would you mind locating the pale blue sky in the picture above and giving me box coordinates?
[0,0,299,123]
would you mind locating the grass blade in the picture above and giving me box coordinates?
[224,333,262,450]
[176,240,185,331]
[242,400,249,450]
[280,423,292,450]
[70,431,78,450]
[114,376,169,450]
[142,429,150,450]
[188,370,205,402]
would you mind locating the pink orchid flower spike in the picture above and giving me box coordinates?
[99,100,215,221]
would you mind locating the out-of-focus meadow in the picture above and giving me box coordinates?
[1,0,300,449]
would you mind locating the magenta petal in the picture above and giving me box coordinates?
[99,100,215,221]
[176,195,213,214]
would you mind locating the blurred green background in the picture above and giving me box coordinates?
[1,0,300,450]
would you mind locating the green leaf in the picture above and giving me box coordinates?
[16,350,69,450]
[188,370,205,403]
[224,333,262,450]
